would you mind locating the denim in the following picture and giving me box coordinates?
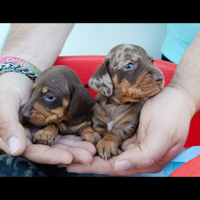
[0,154,109,177]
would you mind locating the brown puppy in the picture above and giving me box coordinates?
[88,44,165,160]
[21,65,96,145]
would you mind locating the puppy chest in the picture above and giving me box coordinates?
[94,101,138,130]
[107,121,113,131]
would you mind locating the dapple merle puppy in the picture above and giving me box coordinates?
[88,44,165,160]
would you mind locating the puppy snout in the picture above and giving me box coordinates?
[151,73,164,84]
[22,104,33,119]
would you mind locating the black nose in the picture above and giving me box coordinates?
[22,104,32,119]
[151,73,164,83]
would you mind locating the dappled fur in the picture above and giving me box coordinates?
[88,44,165,159]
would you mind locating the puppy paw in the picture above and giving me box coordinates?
[96,138,118,160]
[32,129,55,145]
[81,131,101,146]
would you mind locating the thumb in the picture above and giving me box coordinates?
[115,134,169,172]
[0,93,27,156]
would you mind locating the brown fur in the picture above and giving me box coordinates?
[30,99,69,126]
[21,65,95,145]
[33,124,58,145]
[88,44,165,160]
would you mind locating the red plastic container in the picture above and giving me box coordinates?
[168,154,200,177]
[54,56,200,176]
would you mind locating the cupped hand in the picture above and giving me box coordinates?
[22,129,96,165]
[0,72,33,156]
[66,86,194,176]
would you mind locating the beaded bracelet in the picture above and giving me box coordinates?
[0,57,41,83]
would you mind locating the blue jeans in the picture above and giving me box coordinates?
[0,154,109,177]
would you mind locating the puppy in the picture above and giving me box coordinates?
[21,65,96,145]
[88,44,165,160]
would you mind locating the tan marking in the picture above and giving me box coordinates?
[29,99,70,126]
[33,124,58,145]
[93,113,110,124]
[112,73,164,103]
[96,130,122,158]
[42,86,48,94]
[79,123,101,145]
[32,83,36,90]
[148,54,154,63]
[131,55,138,62]
[114,114,136,126]
[93,126,107,137]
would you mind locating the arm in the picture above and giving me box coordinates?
[0,23,74,156]
[169,29,200,114]
[0,23,74,71]
[0,23,96,168]
[66,30,200,176]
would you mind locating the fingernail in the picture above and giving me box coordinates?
[8,136,21,154]
[115,160,133,171]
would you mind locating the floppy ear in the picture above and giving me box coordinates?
[88,59,113,97]
[69,85,95,119]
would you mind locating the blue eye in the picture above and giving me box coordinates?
[124,63,134,69]
[44,93,56,102]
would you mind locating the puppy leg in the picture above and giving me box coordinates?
[79,123,101,146]
[33,124,58,145]
[96,130,121,160]
[92,117,108,137]
[97,122,137,160]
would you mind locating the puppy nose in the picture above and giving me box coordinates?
[22,105,32,119]
[151,73,164,83]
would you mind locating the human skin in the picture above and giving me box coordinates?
[66,30,200,176]
[0,23,96,166]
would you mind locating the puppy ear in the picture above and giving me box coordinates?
[69,85,95,119]
[88,59,113,97]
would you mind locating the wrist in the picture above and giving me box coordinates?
[0,54,50,72]
[0,57,41,83]
[0,72,33,106]
[168,80,197,116]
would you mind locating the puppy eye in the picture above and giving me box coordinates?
[124,63,134,69]
[44,93,56,102]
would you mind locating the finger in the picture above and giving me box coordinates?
[52,136,96,155]
[0,92,27,155]
[0,73,33,155]
[67,153,162,176]
[52,143,94,164]
[115,132,172,173]
[57,164,66,168]
[67,135,169,176]
[67,156,117,175]
[22,144,73,165]
[0,118,27,156]
[121,133,137,151]
[54,134,82,141]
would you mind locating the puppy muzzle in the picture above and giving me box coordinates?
[21,104,33,120]
[151,72,164,84]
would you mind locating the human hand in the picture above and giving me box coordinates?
[22,128,96,165]
[66,86,194,176]
[0,72,33,156]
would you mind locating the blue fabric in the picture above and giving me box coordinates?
[161,23,200,64]
[0,153,109,177]
[131,146,200,177]
[1,146,200,177]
